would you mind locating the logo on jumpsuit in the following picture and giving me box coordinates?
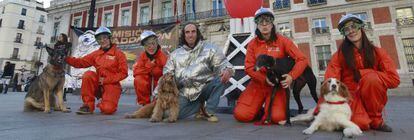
[107,55,115,60]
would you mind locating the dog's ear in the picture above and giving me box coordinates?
[339,82,351,100]
[320,79,329,98]
[45,47,54,56]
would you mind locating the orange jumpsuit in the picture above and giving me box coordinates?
[321,46,400,130]
[233,35,308,123]
[133,50,167,105]
[65,44,128,114]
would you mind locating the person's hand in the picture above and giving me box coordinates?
[265,77,275,86]
[220,68,232,83]
[99,77,104,85]
[281,74,292,88]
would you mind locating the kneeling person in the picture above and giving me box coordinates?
[65,26,128,115]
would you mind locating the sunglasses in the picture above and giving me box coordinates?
[143,37,158,47]
[96,35,110,42]
[339,23,364,36]
[255,15,274,25]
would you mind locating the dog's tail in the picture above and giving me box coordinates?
[24,97,44,112]
[279,107,316,125]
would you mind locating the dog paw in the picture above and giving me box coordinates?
[62,109,71,113]
[149,118,161,123]
[124,113,135,119]
[44,109,51,114]
[343,128,363,137]
[303,128,315,135]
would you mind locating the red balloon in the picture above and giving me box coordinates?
[224,0,263,18]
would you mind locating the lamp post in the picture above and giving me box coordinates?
[35,42,47,75]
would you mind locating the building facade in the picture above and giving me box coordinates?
[0,0,49,73]
[46,0,414,91]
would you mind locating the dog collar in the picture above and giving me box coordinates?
[326,101,347,105]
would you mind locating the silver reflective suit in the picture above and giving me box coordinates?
[162,41,234,101]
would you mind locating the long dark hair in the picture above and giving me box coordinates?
[255,24,277,43]
[59,33,68,43]
[179,22,205,46]
[340,30,375,82]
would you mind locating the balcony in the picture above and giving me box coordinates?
[312,27,330,35]
[307,0,327,7]
[139,9,228,26]
[37,30,45,35]
[10,54,20,60]
[396,17,414,26]
[17,25,25,29]
[273,0,291,11]
[14,38,23,43]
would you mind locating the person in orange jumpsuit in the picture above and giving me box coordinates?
[133,30,167,106]
[65,26,128,115]
[233,8,308,124]
[319,14,400,132]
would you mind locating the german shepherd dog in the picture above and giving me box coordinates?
[24,47,70,113]
[256,54,318,114]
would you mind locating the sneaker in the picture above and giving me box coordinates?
[206,114,219,122]
[76,105,93,115]
[374,123,393,132]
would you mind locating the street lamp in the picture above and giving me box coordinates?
[35,42,48,75]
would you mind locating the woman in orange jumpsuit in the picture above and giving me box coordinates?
[66,26,128,115]
[321,14,400,132]
[133,30,167,106]
[233,8,308,124]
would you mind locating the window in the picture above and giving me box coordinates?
[212,0,225,16]
[402,38,414,72]
[37,26,44,34]
[39,15,45,23]
[0,19,2,27]
[396,7,414,26]
[140,6,149,24]
[2,7,5,14]
[12,48,19,59]
[316,45,332,71]
[277,22,292,37]
[21,8,27,16]
[162,1,172,18]
[104,13,112,27]
[307,0,327,6]
[121,9,130,26]
[312,18,329,34]
[184,0,195,20]
[52,22,60,42]
[73,18,81,27]
[273,0,290,10]
[18,20,25,29]
[15,33,22,43]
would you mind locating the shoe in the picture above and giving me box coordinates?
[76,105,93,115]
[374,123,393,132]
[206,114,219,122]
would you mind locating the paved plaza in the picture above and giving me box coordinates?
[0,92,413,140]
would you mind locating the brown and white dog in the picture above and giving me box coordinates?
[285,78,362,137]
[125,73,179,123]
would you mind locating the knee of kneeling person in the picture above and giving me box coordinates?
[360,73,381,85]
[99,103,117,115]
[83,71,97,80]
[233,107,255,122]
